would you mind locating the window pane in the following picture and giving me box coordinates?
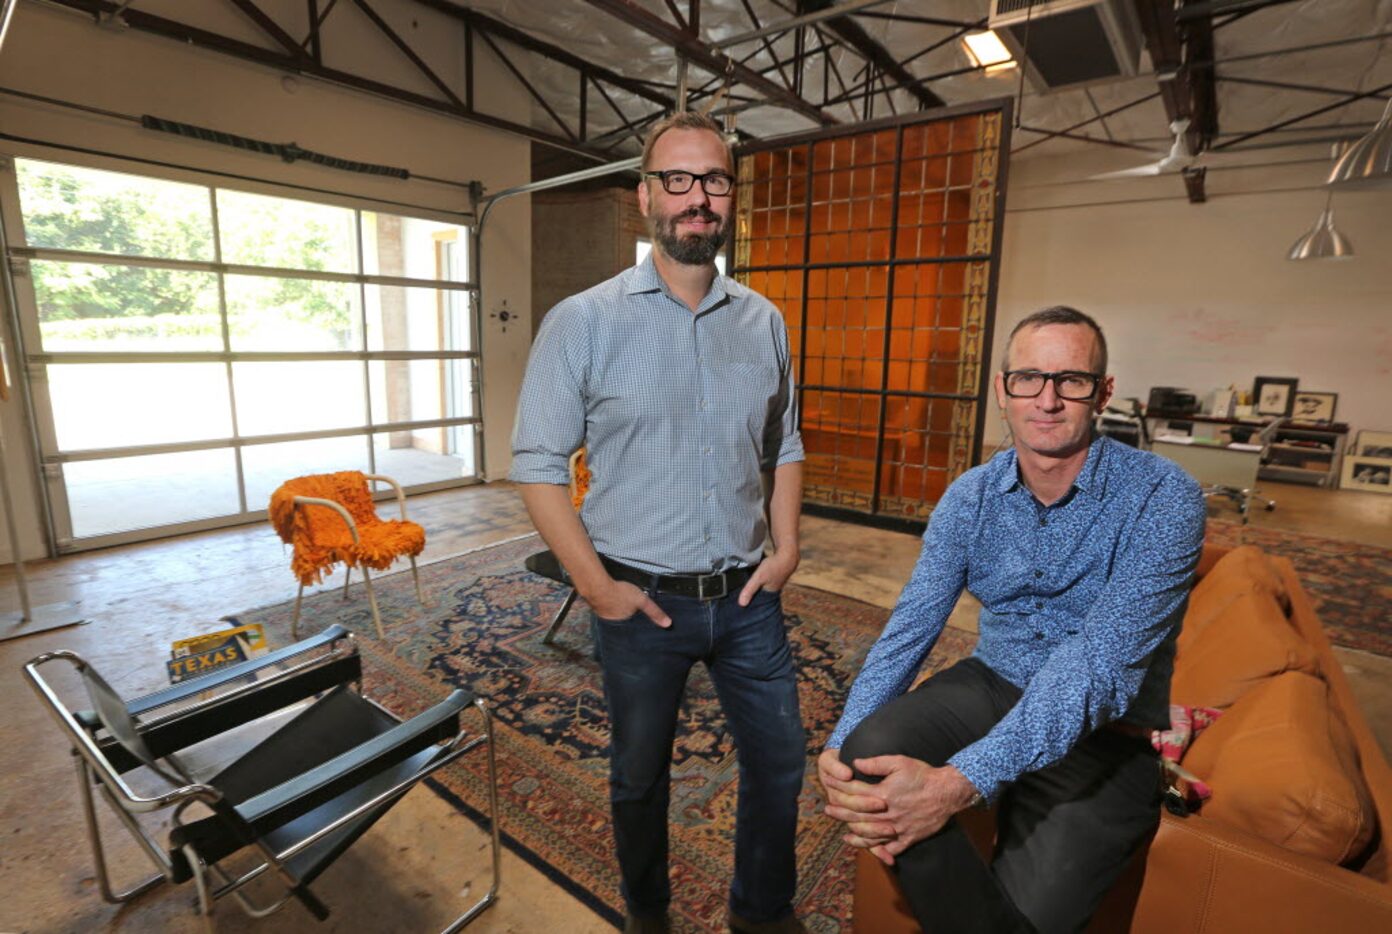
[233,361,366,436]
[241,436,373,512]
[64,449,240,539]
[217,190,358,273]
[48,363,232,451]
[16,159,213,261]
[361,212,470,282]
[32,260,221,352]
[372,430,476,486]
[365,284,471,352]
[369,358,474,425]
[226,275,362,351]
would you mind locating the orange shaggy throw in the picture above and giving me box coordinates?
[269,471,426,586]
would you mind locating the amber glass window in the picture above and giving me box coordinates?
[735,105,1008,526]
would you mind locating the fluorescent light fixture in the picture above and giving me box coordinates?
[962,31,1015,72]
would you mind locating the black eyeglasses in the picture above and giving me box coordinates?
[1002,370,1103,401]
[644,169,736,196]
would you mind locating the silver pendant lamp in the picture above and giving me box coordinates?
[1327,99,1392,190]
[1287,191,1354,261]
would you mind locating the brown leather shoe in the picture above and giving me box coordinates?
[728,911,807,934]
[624,913,671,934]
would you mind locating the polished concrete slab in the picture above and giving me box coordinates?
[0,478,1387,932]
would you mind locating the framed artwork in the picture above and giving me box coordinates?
[1357,430,1392,459]
[1290,390,1337,423]
[1252,376,1298,417]
[1342,455,1392,494]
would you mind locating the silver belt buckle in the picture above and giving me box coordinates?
[697,572,727,601]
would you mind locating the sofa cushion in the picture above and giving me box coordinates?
[1182,545,1291,649]
[1182,671,1376,865]
[1172,589,1318,710]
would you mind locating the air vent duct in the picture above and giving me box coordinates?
[988,0,1143,91]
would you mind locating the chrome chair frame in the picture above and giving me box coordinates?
[288,473,426,641]
[23,625,500,931]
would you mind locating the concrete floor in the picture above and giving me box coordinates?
[1,479,1389,932]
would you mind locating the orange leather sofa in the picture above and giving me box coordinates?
[850,544,1392,932]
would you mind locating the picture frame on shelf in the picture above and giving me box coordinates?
[1290,391,1337,423]
[1356,430,1392,459]
[1342,455,1392,494]
[1252,376,1299,417]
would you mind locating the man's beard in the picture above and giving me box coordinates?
[650,206,729,266]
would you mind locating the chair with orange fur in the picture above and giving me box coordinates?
[269,471,426,640]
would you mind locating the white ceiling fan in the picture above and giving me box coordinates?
[1089,119,1201,179]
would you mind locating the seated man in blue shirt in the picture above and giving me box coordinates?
[817,306,1205,934]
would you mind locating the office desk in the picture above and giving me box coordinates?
[1147,411,1348,488]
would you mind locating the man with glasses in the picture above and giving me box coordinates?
[817,307,1205,933]
[510,111,807,934]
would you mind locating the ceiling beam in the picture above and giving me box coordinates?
[1213,79,1392,150]
[1175,0,1301,21]
[43,0,623,162]
[1134,0,1205,202]
[797,0,944,109]
[1184,0,1219,151]
[579,0,838,125]
[411,0,673,109]
[226,0,309,61]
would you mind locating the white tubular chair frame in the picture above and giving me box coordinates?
[288,474,425,641]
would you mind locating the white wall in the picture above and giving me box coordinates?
[0,2,535,560]
[987,143,1392,450]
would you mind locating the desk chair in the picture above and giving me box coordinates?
[24,625,500,931]
[1153,419,1281,522]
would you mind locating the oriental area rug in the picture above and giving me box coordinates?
[228,533,978,932]
[1205,521,1392,658]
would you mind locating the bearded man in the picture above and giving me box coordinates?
[509,110,808,934]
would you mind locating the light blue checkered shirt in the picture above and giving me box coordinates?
[508,254,804,576]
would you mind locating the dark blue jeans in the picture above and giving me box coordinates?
[591,586,806,922]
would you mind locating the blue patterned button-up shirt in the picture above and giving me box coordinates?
[827,435,1205,800]
[508,254,804,575]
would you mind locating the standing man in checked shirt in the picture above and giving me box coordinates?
[817,307,1206,934]
[509,111,807,934]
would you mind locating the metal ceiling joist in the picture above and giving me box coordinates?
[410,0,674,109]
[1012,92,1162,154]
[1175,0,1301,22]
[351,0,463,109]
[712,0,890,49]
[580,0,839,125]
[42,0,678,163]
[226,0,310,61]
[1213,79,1392,150]
[797,0,945,109]
[735,0,799,94]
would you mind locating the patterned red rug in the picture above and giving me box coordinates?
[229,534,976,932]
[1206,521,1392,657]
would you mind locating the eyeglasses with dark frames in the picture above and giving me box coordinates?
[644,169,736,196]
[1002,370,1104,401]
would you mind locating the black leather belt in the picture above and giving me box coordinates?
[600,556,757,602]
